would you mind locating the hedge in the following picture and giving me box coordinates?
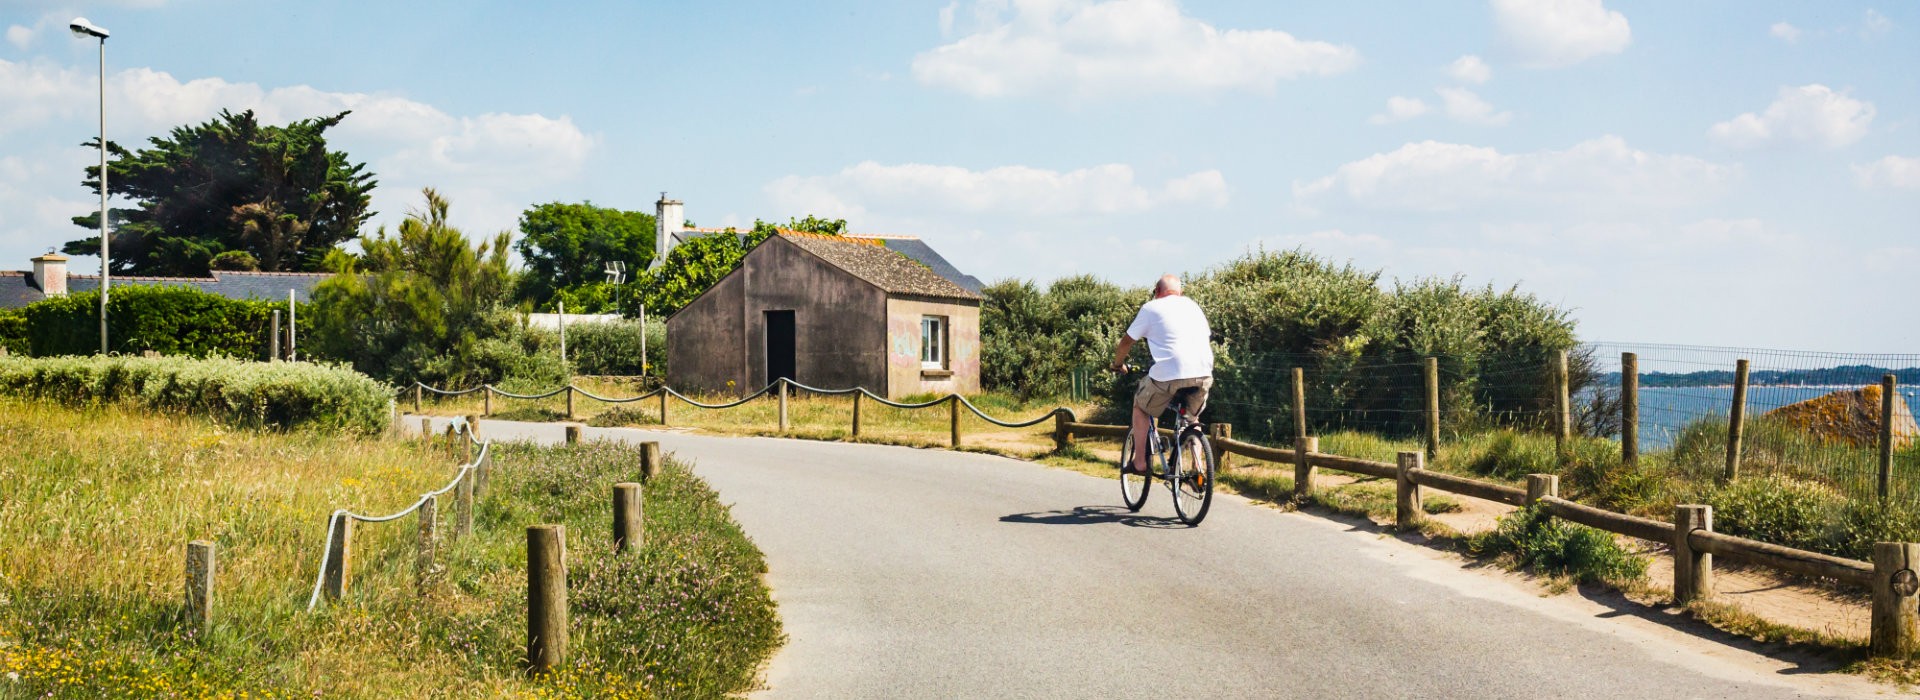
[0,355,392,433]
[21,285,282,358]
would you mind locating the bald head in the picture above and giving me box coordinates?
[1152,274,1183,298]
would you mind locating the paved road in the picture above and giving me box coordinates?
[443,417,1881,699]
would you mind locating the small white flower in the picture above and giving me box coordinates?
[7,671,19,681]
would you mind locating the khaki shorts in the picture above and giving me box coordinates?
[1134,375,1212,418]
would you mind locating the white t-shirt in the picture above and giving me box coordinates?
[1125,295,1213,382]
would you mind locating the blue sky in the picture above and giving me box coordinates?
[2,0,1916,350]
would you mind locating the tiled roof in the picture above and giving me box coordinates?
[780,234,981,301]
[855,237,986,295]
[0,270,331,309]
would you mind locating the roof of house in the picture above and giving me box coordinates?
[780,233,982,301]
[860,237,986,294]
[0,269,331,309]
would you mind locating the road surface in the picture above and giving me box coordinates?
[442,417,1882,699]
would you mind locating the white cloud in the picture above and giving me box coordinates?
[1368,96,1429,125]
[1708,84,1875,149]
[1436,87,1512,126]
[1492,0,1632,68]
[766,161,1230,218]
[1293,136,1736,214]
[912,0,1359,98]
[5,25,32,49]
[1862,9,1893,39]
[1447,55,1491,83]
[1854,155,1920,190]
[1769,22,1802,43]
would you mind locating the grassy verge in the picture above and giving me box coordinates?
[0,397,779,698]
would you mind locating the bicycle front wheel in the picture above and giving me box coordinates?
[1119,433,1149,512]
[1171,431,1215,526]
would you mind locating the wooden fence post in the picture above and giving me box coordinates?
[1293,436,1318,500]
[527,525,568,676]
[414,384,422,414]
[1396,451,1424,530]
[454,469,474,539]
[1554,351,1570,463]
[1053,411,1073,451]
[1674,505,1713,605]
[270,310,281,361]
[1870,542,1919,658]
[659,390,669,426]
[483,386,492,416]
[185,540,214,637]
[1525,474,1558,506]
[419,417,431,440]
[565,425,581,445]
[614,483,643,553]
[566,385,575,421]
[416,496,439,592]
[778,379,789,433]
[1211,423,1232,471]
[1292,367,1308,441]
[324,513,352,602]
[949,395,962,449]
[1622,352,1639,469]
[1424,357,1440,462]
[1726,359,1749,482]
[639,441,662,482]
[852,390,863,438]
[464,424,474,464]
[1882,375,1897,503]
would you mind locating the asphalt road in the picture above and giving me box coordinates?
[446,417,1883,699]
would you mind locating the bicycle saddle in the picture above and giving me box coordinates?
[1170,386,1200,410]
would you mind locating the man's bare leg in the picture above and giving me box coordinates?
[1130,404,1153,471]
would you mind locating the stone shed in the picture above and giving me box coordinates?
[666,232,982,398]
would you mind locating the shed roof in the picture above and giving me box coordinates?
[0,270,331,309]
[780,233,981,302]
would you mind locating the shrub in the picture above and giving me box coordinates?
[0,354,391,433]
[1701,477,1847,555]
[1468,505,1648,585]
[564,318,664,376]
[20,285,282,358]
[0,307,25,355]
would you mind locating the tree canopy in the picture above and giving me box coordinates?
[513,201,656,313]
[634,215,848,316]
[69,109,375,276]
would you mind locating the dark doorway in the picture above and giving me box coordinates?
[765,310,796,384]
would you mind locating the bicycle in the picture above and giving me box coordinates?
[1116,374,1216,526]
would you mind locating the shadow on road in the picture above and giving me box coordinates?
[1000,505,1189,529]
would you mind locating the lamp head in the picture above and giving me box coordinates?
[69,17,109,40]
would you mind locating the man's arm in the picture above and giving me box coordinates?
[1110,335,1135,372]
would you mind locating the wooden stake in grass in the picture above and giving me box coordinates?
[613,483,643,553]
[270,310,281,361]
[1870,542,1919,658]
[566,385,575,421]
[1293,436,1318,500]
[1674,505,1713,605]
[1554,351,1570,463]
[483,386,492,416]
[1622,352,1639,469]
[1423,357,1440,462]
[419,417,431,440]
[1292,367,1307,441]
[1725,359,1749,482]
[565,425,581,445]
[1881,375,1897,503]
[185,540,214,638]
[1052,409,1072,451]
[852,390,863,438]
[1396,451,1424,530]
[1525,473,1558,506]
[454,468,474,539]
[416,496,439,592]
[527,524,568,676]
[414,383,422,414]
[639,441,662,482]
[1211,423,1232,471]
[659,390,669,426]
[949,394,961,448]
[324,513,352,602]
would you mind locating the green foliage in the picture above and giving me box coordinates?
[20,285,281,358]
[209,250,260,271]
[1467,505,1648,585]
[979,275,1140,401]
[634,215,846,316]
[304,188,515,387]
[1703,477,1845,554]
[0,354,391,433]
[69,109,375,276]
[514,201,657,312]
[0,307,25,356]
[564,318,664,376]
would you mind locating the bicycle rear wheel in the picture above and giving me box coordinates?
[1119,433,1149,512]
[1171,430,1215,526]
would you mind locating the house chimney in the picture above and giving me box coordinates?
[30,252,68,296]
[652,192,684,271]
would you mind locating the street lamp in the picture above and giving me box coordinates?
[71,17,110,354]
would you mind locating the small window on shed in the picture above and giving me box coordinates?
[920,316,947,369]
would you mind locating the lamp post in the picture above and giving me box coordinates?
[71,17,110,354]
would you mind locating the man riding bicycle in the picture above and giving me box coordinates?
[1108,274,1214,476]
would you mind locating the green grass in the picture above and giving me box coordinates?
[1465,505,1649,589]
[0,397,780,698]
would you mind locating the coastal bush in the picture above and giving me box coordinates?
[0,354,390,433]
[0,306,25,355]
[563,317,664,376]
[20,285,282,358]
[1467,505,1648,585]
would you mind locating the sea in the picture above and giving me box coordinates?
[1625,386,1920,450]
